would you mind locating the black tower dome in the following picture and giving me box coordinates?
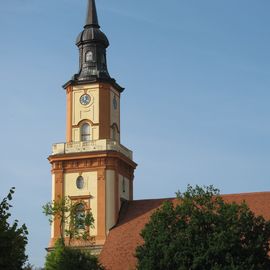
[76,0,110,81]
[64,0,124,92]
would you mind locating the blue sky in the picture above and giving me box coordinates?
[0,0,270,267]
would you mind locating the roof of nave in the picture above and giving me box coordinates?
[99,191,270,270]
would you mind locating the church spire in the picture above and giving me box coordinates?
[85,0,99,28]
[63,0,124,92]
[75,0,110,82]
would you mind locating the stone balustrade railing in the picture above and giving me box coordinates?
[52,139,133,160]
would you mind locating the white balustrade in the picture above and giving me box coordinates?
[52,139,133,160]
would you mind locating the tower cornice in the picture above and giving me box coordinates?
[48,151,137,174]
[62,79,124,93]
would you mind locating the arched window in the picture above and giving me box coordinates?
[86,51,93,62]
[81,123,90,141]
[113,95,117,110]
[75,203,85,229]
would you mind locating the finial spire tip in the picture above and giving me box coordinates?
[85,0,99,28]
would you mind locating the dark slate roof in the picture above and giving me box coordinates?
[76,27,109,47]
[99,192,270,270]
[76,0,109,47]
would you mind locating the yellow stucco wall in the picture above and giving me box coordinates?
[119,174,130,201]
[64,171,98,235]
[70,85,121,142]
[72,127,80,142]
[72,85,100,141]
[106,170,116,232]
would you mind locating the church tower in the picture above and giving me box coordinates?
[48,0,137,252]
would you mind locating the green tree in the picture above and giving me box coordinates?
[43,197,103,270]
[43,197,94,244]
[0,187,29,270]
[45,239,104,270]
[136,185,270,270]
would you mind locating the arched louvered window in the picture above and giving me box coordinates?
[81,123,90,141]
[86,51,93,62]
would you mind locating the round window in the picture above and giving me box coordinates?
[76,176,84,189]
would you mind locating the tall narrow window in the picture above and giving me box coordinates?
[122,177,126,193]
[75,203,85,229]
[81,123,90,141]
[86,51,93,62]
[112,126,116,140]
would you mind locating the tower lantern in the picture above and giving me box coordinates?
[48,0,136,253]
[75,0,111,82]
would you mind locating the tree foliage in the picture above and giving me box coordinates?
[136,185,270,270]
[0,187,29,270]
[45,240,104,270]
[43,197,103,269]
[43,197,94,244]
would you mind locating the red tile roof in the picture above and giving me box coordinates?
[99,192,270,270]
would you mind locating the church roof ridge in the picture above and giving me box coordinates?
[131,197,175,202]
[131,191,270,203]
[221,191,270,197]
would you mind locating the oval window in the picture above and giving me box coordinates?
[76,176,84,189]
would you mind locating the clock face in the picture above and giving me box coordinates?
[80,94,91,105]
